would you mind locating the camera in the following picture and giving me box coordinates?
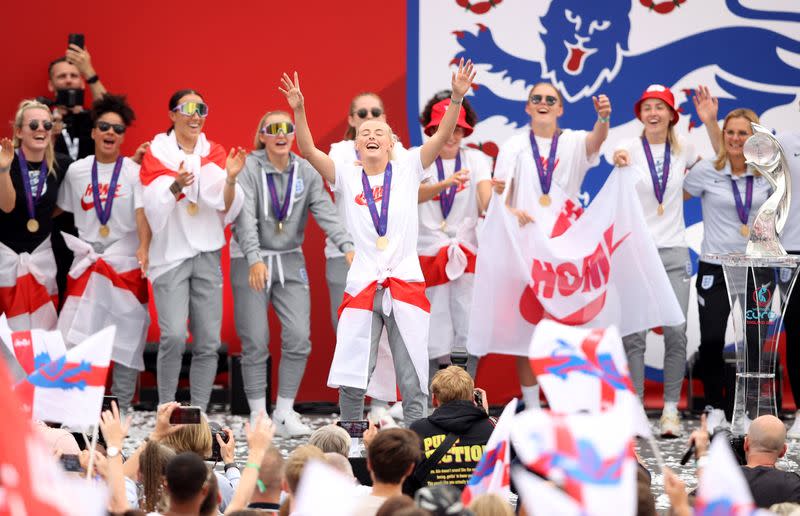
[208,421,230,462]
[55,88,85,109]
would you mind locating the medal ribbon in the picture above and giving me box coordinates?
[641,137,671,206]
[435,151,461,220]
[529,130,559,196]
[91,157,124,227]
[266,166,295,223]
[361,163,392,237]
[17,149,48,222]
[731,176,754,225]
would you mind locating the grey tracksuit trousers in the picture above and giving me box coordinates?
[230,253,311,401]
[622,246,691,403]
[152,250,223,411]
[325,256,348,332]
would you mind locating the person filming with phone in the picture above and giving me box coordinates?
[408,366,495,490]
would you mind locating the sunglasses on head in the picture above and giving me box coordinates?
[28,120,54,131]
[172,101,209,118]
[354,107,383,119]
[261,121,295,136]
[529,94,559,106]
[96,121,126,135]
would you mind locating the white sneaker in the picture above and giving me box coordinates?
[705,408,729,433]
[659,413,681,438]
[788,412,800,439]
[273,410,312,438]
[388,402,405,421]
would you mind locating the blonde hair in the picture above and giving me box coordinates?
[308,424,350,456]
[528,82,564,106]
[12,99,55,174]
[431,366,474,404]
[468,493,515,516]
[345,92,385,140]
[284,444,325,494]
[253,110,293,150]
[160,413,213,459]
[713,108,759,171]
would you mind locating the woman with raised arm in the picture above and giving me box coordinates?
[493,82,612,410]
[139,89,246,412]
[279,59,476,424]
[612,85,700,438]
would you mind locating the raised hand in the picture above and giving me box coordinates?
[132,141,150,165]
[65,44,96,79]
[592,94,612,119]
[226,146,247,179]
[279,72,305,111]
[613,150,631,167]
[150,402,183,441]
[693,85,719,125]
[217,428,236,464]
[99,401,131,449]
[175,161,195,188]
[451,58,477,100]
[0,138,13,169]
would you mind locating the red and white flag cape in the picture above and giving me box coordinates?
[329,278,430,394]
[15,326,114,429]
[418,219,478,288]
[695,436,756,515]
[462,398,517,505]
[529,320,651,437]
[0,239,58,332]
[467,170,684,358]
[58,233,148,370]
[510,406,638,516]
[0,353,106,516]
[0,314,67,375]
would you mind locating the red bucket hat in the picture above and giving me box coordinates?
[634,84,679,125]
[424,98,473,137]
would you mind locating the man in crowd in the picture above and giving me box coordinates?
[281,444,326,514]
[409,366,495,489]
[246,446,284,513]
[162,452,213,516]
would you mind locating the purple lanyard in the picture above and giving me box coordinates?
[435,152,461,220]
[731,176,754,225]
[641,137,671,205]
[529,130,559,195]
[91,157,124,226]
[17,149,48,220]
[361,163,392,237]
[266,166,295,223]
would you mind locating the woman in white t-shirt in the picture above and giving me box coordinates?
[493,82,612,410]
[56,94,151,412]
[612,85,699,437]
[416,90,492,382]
[278,60,476,423]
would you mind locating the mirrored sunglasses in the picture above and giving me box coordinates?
[173,101,209,118]
[261,121,295,136]
[529,94,559,106]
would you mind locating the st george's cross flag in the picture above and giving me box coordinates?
[0,239,58,332]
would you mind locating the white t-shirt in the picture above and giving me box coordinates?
[494,128,599,211]
[326,139,408,259]
[778,132,800,250]
[57,156,143,244]
[332,148,430,286]
[417,147,492,253]
[615,136,697,248]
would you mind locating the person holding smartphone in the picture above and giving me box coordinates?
[139,89,246,411]
[56,94,151,412]
[230,109,353,436]
[0,100,71,331]
[279,59,476,424]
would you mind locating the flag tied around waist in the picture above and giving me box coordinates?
[467,170,684,358]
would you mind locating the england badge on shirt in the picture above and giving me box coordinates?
[701,275,714,290]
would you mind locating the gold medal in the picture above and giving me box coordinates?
[187,202,199,216]
[277,221,284,232]
[741,224,750,237]
[539,194,551,207]
[439,220,448,232]
[26,219,39,233]
[376,236,389,251]
[99,225,110,238]
[657,204,665,216]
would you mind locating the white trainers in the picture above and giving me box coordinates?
[388,402,405,421]
[788,412,800,439]
[273,410,312,438]
[659,413,681,438]
[705,408,729,433]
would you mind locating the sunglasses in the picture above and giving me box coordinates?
[354,107,383,119]
[172,101,209,118]
[261,121,295,136]
[28,120,54,131]
[96,121,126,135]
[529,94,559,106]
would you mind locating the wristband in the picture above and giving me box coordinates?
[245,463,266,493]
[450,96,463,105]
[597,115,610,124]
[225,178,237,186]
[169,181,182,195]
[86,74,99,84]
[224,462,238,472]
[245,462,260,470]
[0,166,9,174]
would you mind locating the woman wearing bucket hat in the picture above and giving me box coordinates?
[416,90,493,384]
[613,84,700,437]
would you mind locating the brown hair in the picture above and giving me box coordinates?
[468,493,514,516]
[12,99,56,174]
[284,444,325,494]
[431,365,474,404]
[366,429,421,484]
[253,110,293,150]
[419,89,479,128]
[376,495,415,516]
[344,92,385,140]
[713,108,759,171]
[139,441,176,513]
[258,446,285,493]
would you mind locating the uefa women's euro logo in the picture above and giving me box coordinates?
[747,284,777,325]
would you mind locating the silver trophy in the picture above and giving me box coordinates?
[744,122,791,256]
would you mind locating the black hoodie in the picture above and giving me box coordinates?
[409,400,496,489]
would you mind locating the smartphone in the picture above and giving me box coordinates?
[60,454,84,472]
[474,389,484,407]
[170,406,202,425]
[679,441,696,465]
[102,396,118,413]
[68,33,85,49]
[337,420,370,438]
